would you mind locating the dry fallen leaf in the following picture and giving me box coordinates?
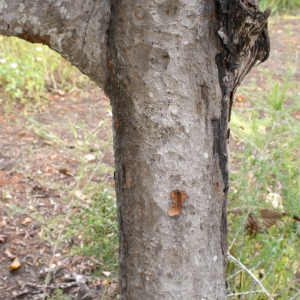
[0,218,7,227]
[102,271,111,277]
[28,205,35,212]
[74,190,88,201]
[236,95,246,102]
[43,140,56,146]
[22,217,32,224]
[10,257,21,271]
[56,89,66,96]
[259,209,284,227]
[50,154,58,160]
[5,249,16,259]
[59,168,73,176]
[0,234,8,243]
[228,207,287,234]
[92,278,102,288]
[84,154,96,162]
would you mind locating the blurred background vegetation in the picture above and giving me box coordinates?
[259,0,300,12]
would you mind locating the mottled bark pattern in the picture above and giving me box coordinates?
[106,1,227,299]
[0,0,270,299]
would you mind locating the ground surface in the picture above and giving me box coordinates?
[0,89,117,299]
[0,14,299,300]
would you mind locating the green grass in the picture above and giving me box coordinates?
[47,289,71,300]
[259,0,300,13]
[0,35,118,280]
[71,190,118,272]
[27,117,118,273]
[227,64,300,298]
[0,35,91,108]
[42,189,118,274]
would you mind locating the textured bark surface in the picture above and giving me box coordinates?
[0,0,270,299]
[214,0,270,263]
[106,1,227,298]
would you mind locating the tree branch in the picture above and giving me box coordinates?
[0,0,111,88]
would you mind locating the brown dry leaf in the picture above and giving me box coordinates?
[59,168,73,176]
[228,207,243,216]
[5,249,16,259]
[56,89,66,96]
[236,95,246,102]
[245,214,261,233]
[43,140,57,146]
[260,209,285,228]
[293,215,300,222]
[0,218,7,227]
[22,217,32,224]
[229,207,286,234]
[245,209,284,233]
[50,154,58,160]
[74,190,88,201]
[0,234,8,243]
[84,154,96,162]
[28,205,35,212]
[9,257,21,271]
[92,278,102,288]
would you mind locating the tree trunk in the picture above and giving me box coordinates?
[0,0,270,299]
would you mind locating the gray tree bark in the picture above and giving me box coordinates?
[0,0,270,299]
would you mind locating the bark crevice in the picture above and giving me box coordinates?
[214,0,271,276]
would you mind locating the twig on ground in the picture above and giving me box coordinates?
[227,290,264,297]
[227,251,274,299]
[289,291,300,300]
[227,260,262,281]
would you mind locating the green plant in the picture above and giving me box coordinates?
[227,65,300,298]
[25,116,65,144]
[42,189,118,273]
[0,35,92,108]
[47,289,71,300]
[71,190,118,271]
[259,0,300,12]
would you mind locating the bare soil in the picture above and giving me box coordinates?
[0,14,299,300]
[0,88,117,299]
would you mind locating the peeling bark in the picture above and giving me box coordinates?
[0,0,270,299]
